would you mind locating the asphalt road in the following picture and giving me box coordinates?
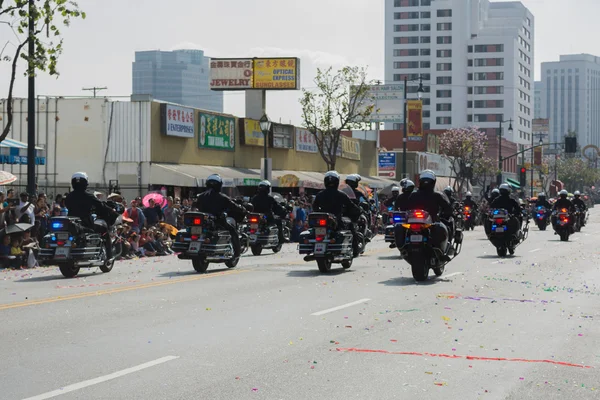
[1,212,600,400]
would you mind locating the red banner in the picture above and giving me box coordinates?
[407,100,423,141]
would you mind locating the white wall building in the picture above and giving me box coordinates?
[384,0,534,145]
[534,80,543,118]
[540,54,600,150]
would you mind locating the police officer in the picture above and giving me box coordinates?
[251,180,287,245]
[313,171,362,254]
[394,180,415,211]
[485,188,500,204]
[65,172,118,260]
[490,183,523,237]
[345,174,366,204]
[535,193,552,209]
[384,186,400,209]
[463,192,478,212]
[572,191,587,227]
[404,170,454,260]
[194,174,246,258]
[552,190,575,212]
[443,186,458,208]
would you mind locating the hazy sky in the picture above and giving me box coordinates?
[1,0,599,126]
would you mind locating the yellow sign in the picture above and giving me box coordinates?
[243,119,265,147]
[279,174,300,188]
[253,58,299,90]
[341,136,361,160]
[407,100,423,139]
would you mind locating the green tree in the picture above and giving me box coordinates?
[556,157,600,190]
[0,0,85,142]
[299,66,376,170]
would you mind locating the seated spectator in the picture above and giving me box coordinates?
[10,236,25,268]
[0,235,11,257]
[139,229,157,257]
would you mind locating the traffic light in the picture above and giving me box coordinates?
[519,167,527,187]
[565,137,577,153]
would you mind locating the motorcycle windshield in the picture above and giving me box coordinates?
[338,184,356,200]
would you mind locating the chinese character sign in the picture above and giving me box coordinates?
[243,119,265,147]
[210,59,253,90]
[161,104,195,138]
[198,112,235,151]
[295,128,318,153]
[407,100,423,141]
[253,58,299,90]
[341,136,361,160]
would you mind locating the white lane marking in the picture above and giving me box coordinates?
[491,261,500,264]
[22,356,179,400]
[443,272,463,278]
[529,248,541,253]
[311,298,371,316]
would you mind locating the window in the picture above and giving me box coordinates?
[436,117,452,124]
[437,22,452,31]
[473,58,504,67]
[469,86,504,95]
[421,11,431,18]
[437,9,452,17]
[437,36,452,44]
[420,61,431,68]
[394,61,419,69]
[436,49,452,58]
[393,73,420,81]
[423,123,430,130]
[474,44,504,53]
[394,0,419,6]
[436,90,452,98]
[473,114,504,122]
[423,110,430,118]
[436,76,452,84]
[394,24,419,32]
[422,98,431,106]
[394,36,419,44]
[393,49,419,57]
[394,11,419,19]
[420,36,431,43]
[471,72,504,81]
[420,48,431,56]
[437,63,452,71]
[437,103,452,111]
[468,45,473,53]
[469,100,504,108]
[420,24,431,31]
[421,0,431,5]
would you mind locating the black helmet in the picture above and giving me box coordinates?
[258,180,271,194]
[499,183,511,197]
[345,174,359,189]
[418,170,436,191]
[71,172,89,191]
[206,174,223,192]
[324,171,340,189]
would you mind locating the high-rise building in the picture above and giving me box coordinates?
[384,0,534,145]
[540,54,600,149]
[534,80,543,118]
[132,49,223,112]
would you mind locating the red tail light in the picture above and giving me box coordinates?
[249,229,256,234]
[464,206,470,211]
[413,211,424,219]
[494,218,504,225]
[316,235,325,242]
[57,240,65,246]
[249,217,259,224]
[560,208,567,213]
[193,218,202,225]
[191,235,199,241]
[318,219,327,227]
[410,224,422,231]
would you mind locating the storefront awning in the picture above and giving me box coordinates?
[150,163,260,188]
[0,138,46,165]
[361,176,398,189]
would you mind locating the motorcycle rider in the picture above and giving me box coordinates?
[552,190,576,232]
[463,192,478,213]
[312,171,362,255]
[490,183,523,238]
[572,191,587,227]
[194,174,246,258]
[443,186,458,208]
[403,170,455,261]
[485,188,500,204]
[535,193,552,209]
[65,172,119,261]
[395,180,415,211]
[251,180,287,245]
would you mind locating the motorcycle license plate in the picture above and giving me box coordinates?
[191,226,202,235]
[410,235,423,243]
[250,224,258,230]
[315,228,326,236]
[55,247,70,258]
[57,233,69,240]
[494,226,504,232]
[314,243,326,255]
[188,242,201,252]
[249,234,257,241]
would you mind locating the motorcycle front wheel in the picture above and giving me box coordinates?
[59,262,80,278]
[410,254,429,282]
[317,258,332,273]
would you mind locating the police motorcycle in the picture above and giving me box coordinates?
[39,201,125,278]
[461,203,476,231]
[534,206,550,230]
[298,183,363,273]
[551,207,572,241]
[487,208,529,257]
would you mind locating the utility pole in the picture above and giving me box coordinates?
[82,87,108,98]
[26,0,36,197]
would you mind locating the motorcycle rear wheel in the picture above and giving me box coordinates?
[317,258,332,273]
[559,232,569,242]
[410,255,429,282]
[251,244,263,256]
[59,262,80,278]
[192,257,209,273]
[496,247,508,257]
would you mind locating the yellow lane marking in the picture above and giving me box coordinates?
[0,269,247,311]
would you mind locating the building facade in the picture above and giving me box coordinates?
[384,0,534,146]
[132,49,223,113]
[540,54,600,150]
[534,80,543,118]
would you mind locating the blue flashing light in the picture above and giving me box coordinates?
[393,217,402,223]
[51,222,63,229]
[493,210,499,215]
[69,237,74,241]
[51,235,56,241]
[492,225,497,229]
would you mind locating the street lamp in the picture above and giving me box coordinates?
[497,119,513,185]
[259,114,272,181]
[402,75,425,178]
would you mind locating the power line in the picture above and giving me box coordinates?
[82,87,108,98]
